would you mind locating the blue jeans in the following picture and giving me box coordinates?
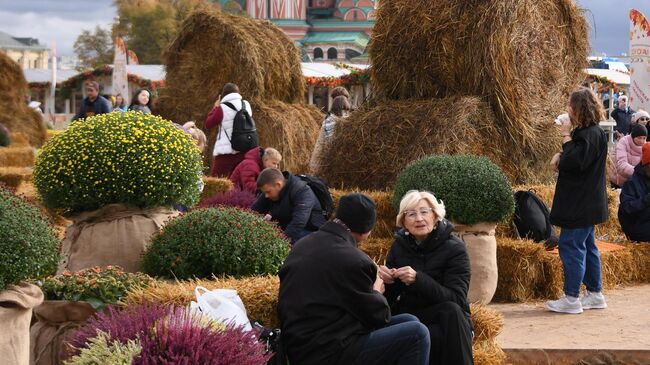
[558,226,602,298]
[353,313,430,365]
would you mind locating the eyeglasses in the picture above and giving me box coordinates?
[638,117,650,122]
[404,207,434,220]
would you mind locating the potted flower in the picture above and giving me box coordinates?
[33,111,203,273]
[65,304,270,364]
[0,185,59,365]
[30,266,153,365]
[394,155,515,304]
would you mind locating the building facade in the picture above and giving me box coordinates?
[214,0,376,62]
[0,31,49,69]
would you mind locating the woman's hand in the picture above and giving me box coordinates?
[560,115,572,136]
[395,266,417,285]
[373,274,385,293]
[378,265,396,284]
[550,152,561,172]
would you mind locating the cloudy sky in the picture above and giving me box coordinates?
[0,0,647,58]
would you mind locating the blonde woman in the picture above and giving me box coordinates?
[379,190,473,365]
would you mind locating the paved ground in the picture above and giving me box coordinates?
[492,284,650,350]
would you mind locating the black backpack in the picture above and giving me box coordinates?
[222,101,259,152]
[296,174,333,219]
[513,189,553,242]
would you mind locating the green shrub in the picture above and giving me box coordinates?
[33,111,202,215]
[142,207,290,279]
[393,155,514,225]
[0,186,59,290]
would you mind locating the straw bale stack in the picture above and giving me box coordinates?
[123,276,281,327]
[157,9,321,173]
[0,53,46,147]
[370,0,587,181]
[0,167,32,188]
[316,97,559,190]
[200,176,233,201]
[358,237,393,265]
[472,339,506,365]
[0,146,35,167]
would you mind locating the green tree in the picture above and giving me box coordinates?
[73,26,114,70]
[113,0,210,64]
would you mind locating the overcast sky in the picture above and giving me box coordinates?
[0,0,647,58]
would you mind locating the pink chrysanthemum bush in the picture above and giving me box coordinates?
[66,304,271,365]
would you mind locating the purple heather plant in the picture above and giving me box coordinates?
[67,304,271,365]
[198,189,257,210]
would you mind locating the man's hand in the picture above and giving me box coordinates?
[378,265,396,284]
[394,266,417,285]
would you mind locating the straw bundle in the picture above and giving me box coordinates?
[0,146,35,167]
[316,97,559,190]
[156,9,319,172]
[358,238,393,265]
[494,237,549,302]
[10,132,30,147]
[123,276,281,327]
[251,100,322,173]
[0,167,32,188]
[470,303,504,344]
[331,189,397,239]
[0,53,46,147]
[472,339,506,365]
[370,0,588,183]
[200,176,233,201]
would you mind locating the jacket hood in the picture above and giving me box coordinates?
[623,135,644,155]
[244,146,263,162]
[221,92,242,104]
[396,218,455,251]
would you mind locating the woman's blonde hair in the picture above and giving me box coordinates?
[396,190,446,228]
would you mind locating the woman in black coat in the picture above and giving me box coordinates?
[547,87,609,314]
[379,190,473,365]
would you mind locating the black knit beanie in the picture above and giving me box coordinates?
[335,193,376,234]
[631,124,648,138]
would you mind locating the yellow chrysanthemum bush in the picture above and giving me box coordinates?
[33,112,203,215]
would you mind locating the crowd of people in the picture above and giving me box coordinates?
[66,79,650,363]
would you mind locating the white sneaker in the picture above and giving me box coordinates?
[546,295,583,314]
[581,290,607,310]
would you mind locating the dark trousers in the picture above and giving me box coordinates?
[412,301,474,365]
[354,313,430,365]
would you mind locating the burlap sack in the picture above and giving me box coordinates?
[0,283,44,365]
[30,301,95,365]
[58,204,178,273]
[454,222,498,304]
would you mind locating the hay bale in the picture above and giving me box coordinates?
[358,237,393,265]
[156,9,319,172]
[0,167,32,188]
[123,276,280,327]
[0,53,46,147]
[472,338,506,365]
[316,97,559,190]
[252,100,322,173]
[370,0,587,184]
[10,132,30,147]
[494,238,548,302]
[331,189,397,240]
[200,176,233,201]
[0,146,35,167]
[470,303,503,344]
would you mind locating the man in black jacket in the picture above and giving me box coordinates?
[251,168,326,244]
[278,193,430,365]
[610,95,635,138]
[72,81,112,121]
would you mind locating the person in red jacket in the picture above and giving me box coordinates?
[230,147,282,193]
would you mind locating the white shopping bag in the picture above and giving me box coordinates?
[190,286,252,331]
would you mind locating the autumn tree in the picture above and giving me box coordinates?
[112,0,210,64]
[73,26,113,70]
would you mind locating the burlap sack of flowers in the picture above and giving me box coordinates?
[30,301,95,365]
[58,204,178,273]
[30,267,153,365]
[0,283,44,365]
[32,112,203,274]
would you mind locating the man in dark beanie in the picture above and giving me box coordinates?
[278,193,430,365]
